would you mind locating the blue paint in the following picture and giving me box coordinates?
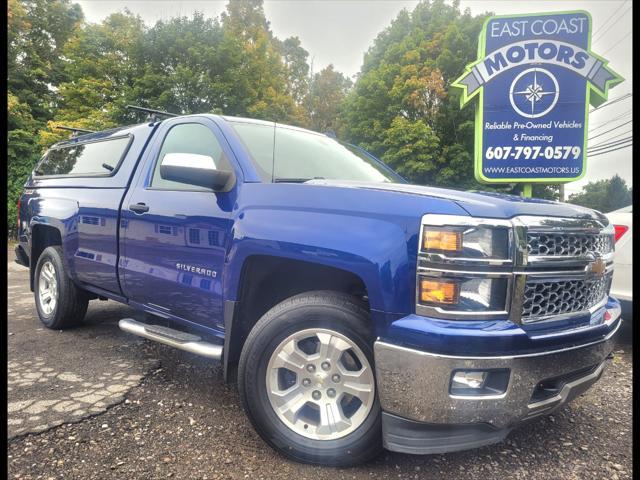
[18,114,617,355]
[379,297,620,356]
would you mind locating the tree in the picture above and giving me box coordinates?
[37,0,315,145]
[8,0,84,121]
[568,175,632,213]
[126,1,307,124]
[341,0,493,189]
[9,0,332,232]
[33,11,146,149]
[61,11,146,115]
[339,0,566,199]
[130,12,228,117]
[8,94,41,234]
[274,36,310,106]
[306,65,352,133]
[381,116,440,183]
[220,0,305,124]
[8,0,84,235]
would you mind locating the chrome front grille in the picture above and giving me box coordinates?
[526,232,613,257]
[516,216,615,324]
[521,273,612,322]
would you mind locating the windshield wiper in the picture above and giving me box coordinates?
[274,177,324,183]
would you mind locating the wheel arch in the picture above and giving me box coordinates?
[222,254,374,382]
[29,223,63,291]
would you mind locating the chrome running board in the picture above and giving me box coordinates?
[118,318,223,360]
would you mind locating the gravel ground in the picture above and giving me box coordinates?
[8,255,157,438]
[7,339,632,479]
[7,250,633,479]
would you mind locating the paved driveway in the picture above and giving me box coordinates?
[7,254,158,438]
[7,250,633,479]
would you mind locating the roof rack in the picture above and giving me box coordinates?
[55,126,96,137]
[126,105,178,122]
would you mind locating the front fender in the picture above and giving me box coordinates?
[226,209,410,312]
[224,183,469,314]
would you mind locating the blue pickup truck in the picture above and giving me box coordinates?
[16,113,621,466]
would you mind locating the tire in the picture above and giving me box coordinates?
[238,291,382,467]
[34,246,89,329]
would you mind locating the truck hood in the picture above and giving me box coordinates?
[306,180,604,221]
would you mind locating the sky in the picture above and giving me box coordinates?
[76,0,632,195]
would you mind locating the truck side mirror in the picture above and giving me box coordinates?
[159,152,234,192]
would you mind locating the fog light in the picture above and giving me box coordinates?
[452,371,486,389]
[450,369,510,397]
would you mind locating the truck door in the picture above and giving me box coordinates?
[119,117,239,331]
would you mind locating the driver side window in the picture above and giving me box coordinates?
[151,123,230,190]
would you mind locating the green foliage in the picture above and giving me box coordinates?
[131,12,230,116]
[57,11,146,122]
[220,1,307,124]
[341,0,490,189]
[274,36,310,105]
[8,0,319,233]
[306,65,352,133]
[381,116,440,182]
[8,0,84,121]
[8,0,84,235]
[567,175,632,213]
[9,0,581,235]
[8,94,41,233]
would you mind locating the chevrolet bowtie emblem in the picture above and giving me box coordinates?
[587,256,606,276]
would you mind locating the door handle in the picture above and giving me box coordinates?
[129,203,149,214]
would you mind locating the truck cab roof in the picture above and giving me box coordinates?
[51,114,333,150]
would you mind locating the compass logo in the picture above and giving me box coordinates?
[509,67,560,119]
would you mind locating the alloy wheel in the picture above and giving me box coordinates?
[266,328,375,440]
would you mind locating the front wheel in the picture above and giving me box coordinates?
[238,291,382,466]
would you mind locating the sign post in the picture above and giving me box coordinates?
[452,11,623,197]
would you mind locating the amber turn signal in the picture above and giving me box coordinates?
[422,230,462,252]
[419,279,459,305]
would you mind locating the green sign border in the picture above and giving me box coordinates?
[452,10,624,184]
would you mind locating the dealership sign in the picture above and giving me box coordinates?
[452,11,623,184]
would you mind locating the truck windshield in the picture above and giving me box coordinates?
[229,121,404,183]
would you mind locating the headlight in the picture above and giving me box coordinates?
[417,215,514,319]
[421,225,511,260]
[419,276,508,312]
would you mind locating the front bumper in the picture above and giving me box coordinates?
[617,298,633,327]
[374,311,621,454]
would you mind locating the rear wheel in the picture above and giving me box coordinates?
[34,246,89,329]
[238,291,382,466]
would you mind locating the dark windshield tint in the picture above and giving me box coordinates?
[36,136,131,176]
[230,121,402,183]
